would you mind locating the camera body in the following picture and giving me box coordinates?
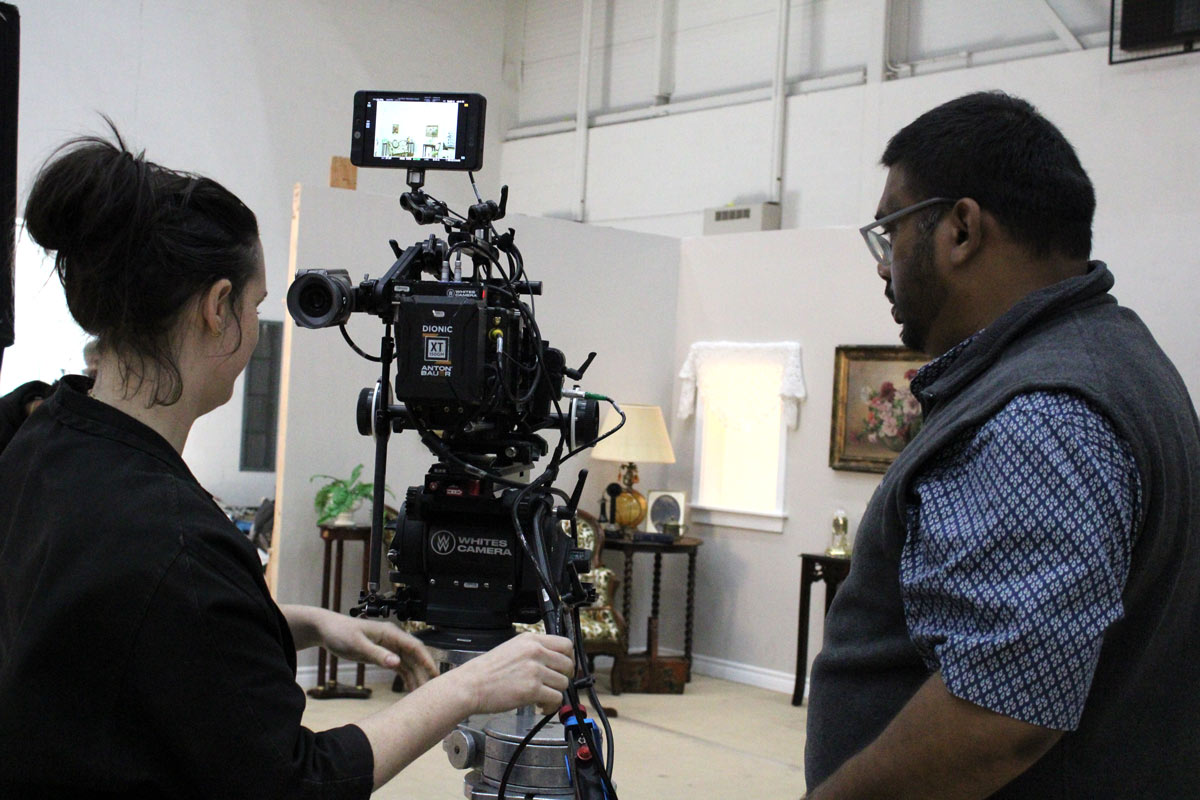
[388,465,591,638]
[285,135,600,637]
[288,256,576,464]
[392,470,543,631]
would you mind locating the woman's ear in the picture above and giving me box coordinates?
[199,279,235,338]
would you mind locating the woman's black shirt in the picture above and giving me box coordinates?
[0,377,374,798]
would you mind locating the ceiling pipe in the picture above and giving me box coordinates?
[769,0,791,205]
[868,0,890,82]
[574,0,594,222]
[653,0,677,105]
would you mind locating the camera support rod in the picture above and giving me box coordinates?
[366,328,395,601]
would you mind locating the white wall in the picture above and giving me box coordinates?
[0,224,90,393]
[276,187,680,672]
[13,0,512,504]
[668,228,925,690]
[12,0,1199,692]
[502,46,1200,689]
[501,46,1200,391]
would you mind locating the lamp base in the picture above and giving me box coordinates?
[614,488,647,529]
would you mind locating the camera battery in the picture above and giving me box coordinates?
[394,293,486,406]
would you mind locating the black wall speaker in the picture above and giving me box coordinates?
[1122,0,1200,50]
[0,3,18,361]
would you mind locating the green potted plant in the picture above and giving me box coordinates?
[310,464,392,526]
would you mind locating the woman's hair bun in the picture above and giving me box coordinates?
[23,118,260,406]
[24,124,152,267]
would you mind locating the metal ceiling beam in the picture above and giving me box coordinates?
[1029,0,1083,51]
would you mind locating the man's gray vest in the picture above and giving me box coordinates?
[805,263,1200,798]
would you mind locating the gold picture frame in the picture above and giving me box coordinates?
[829,345,929,473]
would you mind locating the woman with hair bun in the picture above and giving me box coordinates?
[0,128,573,799]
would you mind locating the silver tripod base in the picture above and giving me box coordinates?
[447,712,579,800]
[462,767,573,800]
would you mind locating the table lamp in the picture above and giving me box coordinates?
[590,404,676,530]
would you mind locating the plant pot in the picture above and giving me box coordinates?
[333,511,356,527]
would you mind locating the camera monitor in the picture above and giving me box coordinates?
[351,91,486,171]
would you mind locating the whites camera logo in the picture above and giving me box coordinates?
[431,530,456,556]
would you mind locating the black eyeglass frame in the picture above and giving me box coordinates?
[859,196,957,266]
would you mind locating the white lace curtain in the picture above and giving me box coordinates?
[677,341,806,430]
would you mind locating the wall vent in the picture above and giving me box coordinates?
[703,202,781,235]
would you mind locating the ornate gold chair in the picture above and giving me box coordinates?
[568,511,626,671]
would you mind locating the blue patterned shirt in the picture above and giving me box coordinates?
[900,339,1142,731]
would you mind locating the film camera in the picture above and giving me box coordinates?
[287,232,602,645]
[287,91,619,800]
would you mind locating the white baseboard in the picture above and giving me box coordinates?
[296,663,397,690]
[629,646,799,696]
[296,654,804,699]
[688,652,798,695]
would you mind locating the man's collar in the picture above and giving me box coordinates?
[911,333,981,399]
[909,261,1114,416]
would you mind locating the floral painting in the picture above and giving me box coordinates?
[829,346,929,473]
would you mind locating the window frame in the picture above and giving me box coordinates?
[239,319,283,472]
[689,384,789,534]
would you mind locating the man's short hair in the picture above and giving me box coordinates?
[882,91,1095,260]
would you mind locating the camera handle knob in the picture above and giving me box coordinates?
[567,469,588,518]
[562,352,596,381]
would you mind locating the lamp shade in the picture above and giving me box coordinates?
[590,404,676,464]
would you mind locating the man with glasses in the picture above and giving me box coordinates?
[804,92,1200,799]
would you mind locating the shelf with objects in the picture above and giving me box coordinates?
[792,511,854,706]
[589,402,702,692]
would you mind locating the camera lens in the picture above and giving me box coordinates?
[286,269,354,328]
[299,284,332,316]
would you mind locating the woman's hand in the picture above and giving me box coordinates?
[282,605,438,690]
[318,612,439,690]
[446,633,576,715]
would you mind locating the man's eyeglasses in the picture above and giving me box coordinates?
[859,197,957,266]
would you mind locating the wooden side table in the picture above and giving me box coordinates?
[792,553,851,706]
[602,536,702,693]
[307,524,373,699]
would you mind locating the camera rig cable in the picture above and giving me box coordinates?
[497,479,618,800]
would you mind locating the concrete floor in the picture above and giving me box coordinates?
[301,670,808,799]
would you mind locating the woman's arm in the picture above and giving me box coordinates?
[354,632,575,789]
[278,603,328,650]
[280,604,576,790]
